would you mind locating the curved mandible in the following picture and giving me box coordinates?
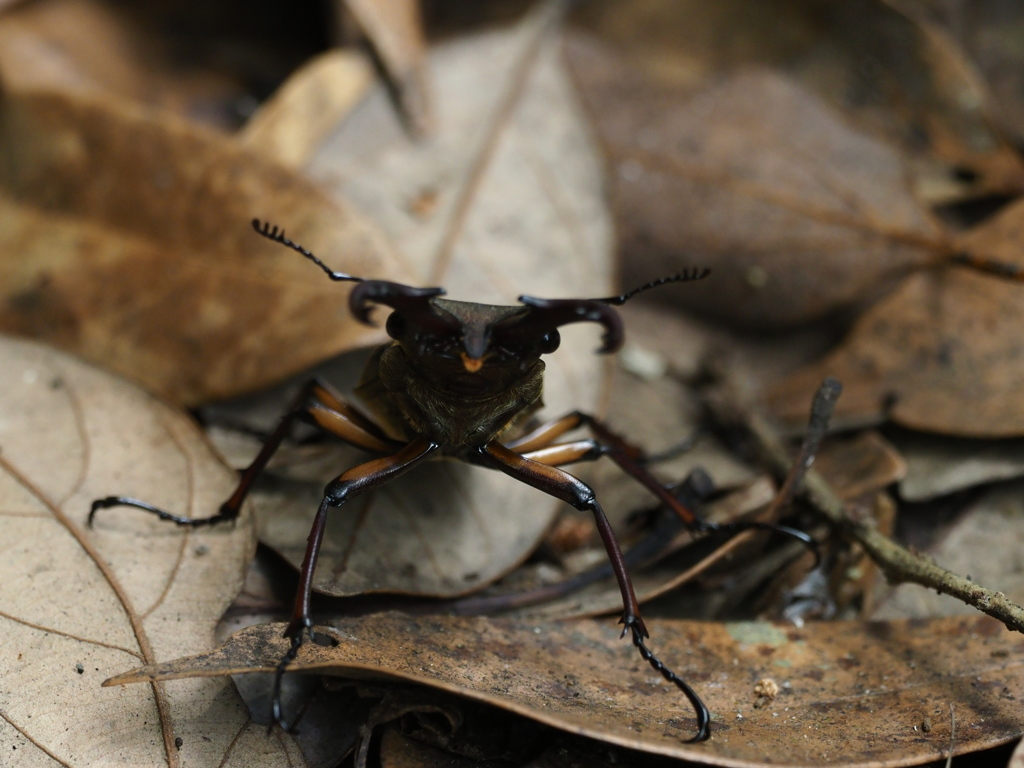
[512,296,625,354]
[348,280,453,331]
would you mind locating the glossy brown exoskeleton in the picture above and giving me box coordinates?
[91,219,813,742]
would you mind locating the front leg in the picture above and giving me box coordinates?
[477,441,711,742]
[273,436,439,731]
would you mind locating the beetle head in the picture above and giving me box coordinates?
[253,218,709,377]
[349,281,628,381]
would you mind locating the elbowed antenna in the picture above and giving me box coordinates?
[597,268,711,306]
[252,219,366,283]
[252,219,454,334]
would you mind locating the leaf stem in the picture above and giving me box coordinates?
[707,377,1024,634]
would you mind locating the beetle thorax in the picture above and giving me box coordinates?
[362,342,545,447]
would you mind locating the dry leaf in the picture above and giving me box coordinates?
[0,84,408,405]
[238,49,375,168]
[0,0,148,97]
[342,0,431,134]
[113,613,1024,766]
[565,43,944,330]
[0,336,304,766]
[240,11,618,599]
[894,430,1024,502]
[768,267,1024,437]
[0,0,257,127]
[253,445,559,599]
[897,0,1024,185]
[813,431,907,501]
[569,0,1024,198]
[306,6,612,301]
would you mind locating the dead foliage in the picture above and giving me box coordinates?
[3,1,1024,767]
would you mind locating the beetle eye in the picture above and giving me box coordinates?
[385,312,406,339]
[539,330,560,354]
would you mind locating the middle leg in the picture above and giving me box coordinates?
[508,411,817,557]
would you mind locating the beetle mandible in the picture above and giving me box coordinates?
[91,219,815,742]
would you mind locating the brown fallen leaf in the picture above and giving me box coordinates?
[0,336,304,765]
[768,266,1024,437]
[565,42,945,330]
[813,431,907,501]
[0,0,268,128]
[903,1,1024,181]
[236,9,619,598]
[569,0,1024,199]
[0,0,150,97]
[0,83,408,405]
[112,613,1024,766]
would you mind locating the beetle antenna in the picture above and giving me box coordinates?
[599,268,711,306]
[252,219,365,283]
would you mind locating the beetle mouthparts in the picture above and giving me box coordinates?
[460,353,484,373]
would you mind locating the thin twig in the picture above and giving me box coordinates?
[706,378,1024,635]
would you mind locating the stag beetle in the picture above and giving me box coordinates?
[91,219,816,742]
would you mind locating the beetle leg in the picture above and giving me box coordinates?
[506,412,818,559]
[519,439,605,466]
[478,440,710,742]
[503,411,586,453]
[504,410,705,529]
[89,378,402,528]
[272,436,439,731]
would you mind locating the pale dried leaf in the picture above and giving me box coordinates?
[245,14,617,598]
[114,613,1024,766]
[901,438,1024,505]
[255,449,557,599]
[895,431,1024,502]
[0,85,407,405]
[0,336,302,766]
[239,50,375,168]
